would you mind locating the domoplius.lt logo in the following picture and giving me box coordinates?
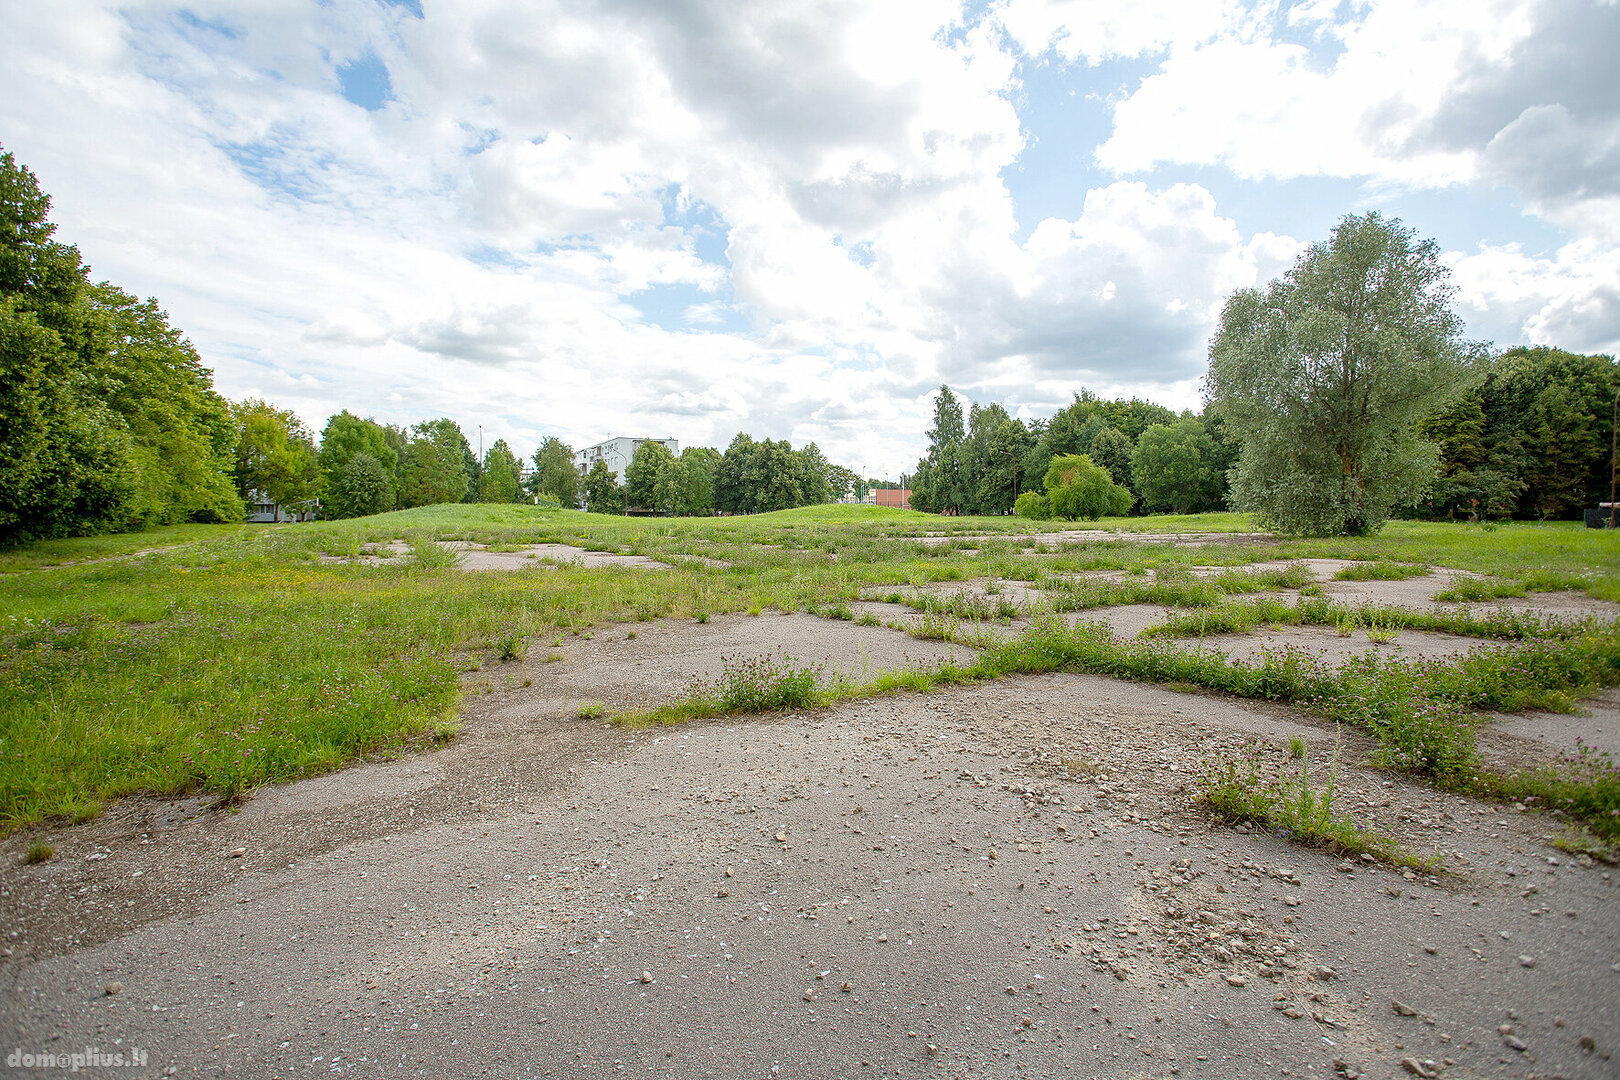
[7,1046,149,1072]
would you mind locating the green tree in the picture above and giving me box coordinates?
[1043,454,1131,521]
[797,442,833,505]
[583,460,622,514]
[978,417,1033,513]
[677,446,720,515]
[652,456,686,516]
[3,148,250,538]
[530,437,577,507]
[1207,212,1471,536]
[911,385,965,513]
[232,399,319,512]
[714,433,756,514]
[328,452,393,518]
[825,463,862,502]
[625,440,676,510]
[1087,426,1135,508]
[748,439,806,512]
[479,438,521,503]
[398,418,470,507]
[1131,419,1222,515]
[319,411,397,510]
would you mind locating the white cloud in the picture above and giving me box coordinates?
[1447,239,1620,356]
[1,0,1606,481]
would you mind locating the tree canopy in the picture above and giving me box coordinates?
[1,147,243,540]
[1207,212,1471,536]
[530,437,577,507]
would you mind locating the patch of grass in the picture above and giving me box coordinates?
[1476,741,1620,842]
[1433,577,1528,602]
[1143,596,1590,643]
[1547,826,1617,864]
[496,633,529,662]
[624,651,828,725]
[577,702,605,719]
[1140,597,1297,637]
[407,534,463,570]
[23,841,53,864]
[1334,561,1429,581]
[1198,743,1438,872]
[0,523,246,575]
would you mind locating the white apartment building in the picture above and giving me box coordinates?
[574,436,680,478]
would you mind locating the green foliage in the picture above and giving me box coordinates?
[712,432,835,514]
[1087,426,1135,502]
[1208,212,1471,536]
[676,446,720,516]
[625,439,675,511]
[1014,491,1052,520]
[479,438,521,503]
[318,411,397,511]
[328,452,393,519]
[1043,454,1132,521]
[910,385,967,514]
[530,437,578,507]
[398,419,471,508]
[1199,745,1431,868]
[583,460,622,515]
[0,149,243,540]
[232,399,319,513]
[1131,419,1223,514]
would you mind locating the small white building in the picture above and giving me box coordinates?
[574,436,679,478]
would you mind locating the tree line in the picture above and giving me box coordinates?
[908,385,1234,520]
[917,215,1617,532]
[0,147,867,540]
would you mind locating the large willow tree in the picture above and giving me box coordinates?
[1206,213,1472,536]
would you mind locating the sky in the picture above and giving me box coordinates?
[3,0,1617,478]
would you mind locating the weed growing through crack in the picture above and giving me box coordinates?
[1434,577,1528,602]
[1334,562,1430,581]
[1199,741,1436,871]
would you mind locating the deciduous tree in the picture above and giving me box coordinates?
[530,437,577,507]
[1207,213,1471,535]
[583,460,622,515]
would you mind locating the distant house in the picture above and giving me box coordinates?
[246,493,319,523]
[874,488,911,510]
[574,436,679,478]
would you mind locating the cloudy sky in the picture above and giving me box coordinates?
[4,0,1617,476]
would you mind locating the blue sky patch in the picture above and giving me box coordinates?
[337,51,393,112]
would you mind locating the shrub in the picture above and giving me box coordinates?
[1014,491,1052,520]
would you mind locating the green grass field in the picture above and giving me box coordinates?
[2,505,1617,835]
